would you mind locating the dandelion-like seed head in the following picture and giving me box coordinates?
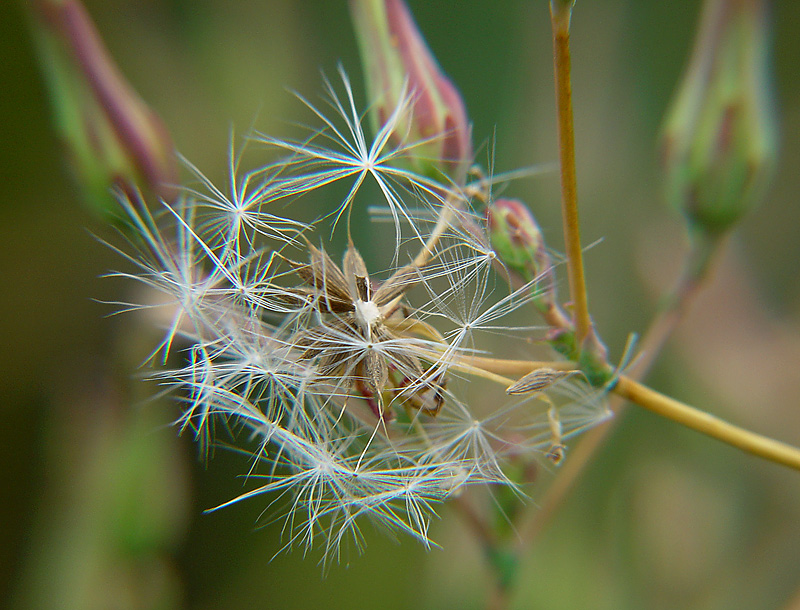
[110,70,610,563]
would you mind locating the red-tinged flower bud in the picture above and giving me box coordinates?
[28,0,177,216]
[487,198,584,357]
[660,0,777,237]
[349,0,472,183]
[486,198,550,281]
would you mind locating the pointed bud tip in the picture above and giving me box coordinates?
[486,198,548,274]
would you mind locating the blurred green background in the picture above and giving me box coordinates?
[3,1,800,608]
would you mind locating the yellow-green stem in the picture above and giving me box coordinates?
[413,195,457,268]
[472,354,800,471]
[614,376,800,471]
[452,355,577,376]
[550,3,591,345]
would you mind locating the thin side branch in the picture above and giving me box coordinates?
[458,355,800,471]
[413,195,458,268]
[451,355,577,376]
[614,376,800,471]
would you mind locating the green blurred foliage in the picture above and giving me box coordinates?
[3,1,800,609]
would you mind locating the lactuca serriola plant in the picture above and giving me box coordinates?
[102,0,611,563]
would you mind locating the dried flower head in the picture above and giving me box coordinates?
[283,240,444,417]
[110,70,611,564]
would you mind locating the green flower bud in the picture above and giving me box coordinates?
[660,0,777,237]
[486,198,557,310]
[349,0,473,183]
[486,198,550,281]
[27,0,177,216]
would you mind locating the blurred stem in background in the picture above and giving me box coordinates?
[25,0,177,216]
[15,2,190,609]
[10,370,189,610]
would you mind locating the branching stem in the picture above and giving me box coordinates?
[461,351,800,471]
[519,236,722,542]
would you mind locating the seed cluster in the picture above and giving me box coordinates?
[112,73,610,560]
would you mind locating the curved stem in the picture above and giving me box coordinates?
[779,580,800,610]
[451,496,514,610]
[518,352,800,550]
[614,375,800,471]
[448,348,800,471]
[550,2,591,344]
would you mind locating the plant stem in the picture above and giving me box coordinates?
[451,355,577,376]
[780,580,800,610]
[464,352,800,471]
[518,236,722,544]
[452,495,498,549]
[412,187,490,270]
[413,194,457,268]
[613,375,800,471]
[451,497,513,610]
[550,1,591,345]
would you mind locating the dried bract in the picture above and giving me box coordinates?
[283,241,445,417]
[505,368,578,395]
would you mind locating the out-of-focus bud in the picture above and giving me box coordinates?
[27,0,177,216]
[349,0,472,183]
[660,0,777,237]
